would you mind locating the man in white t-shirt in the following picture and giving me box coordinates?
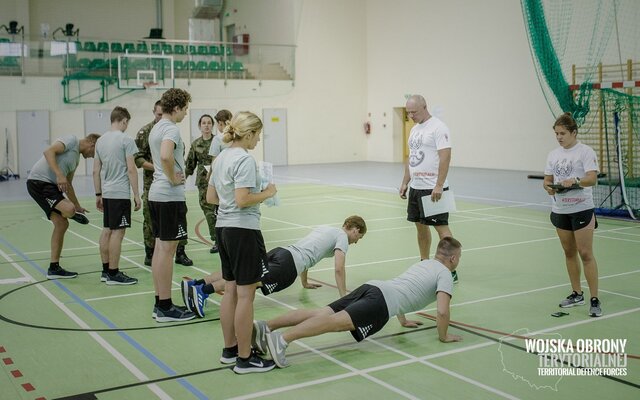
[93,106,141,286]
[399,95,458,283]
[255,237,463,368]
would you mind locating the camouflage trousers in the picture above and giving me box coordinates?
[197,185,218,242]
[142,189,188,248]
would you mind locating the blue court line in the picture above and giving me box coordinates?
[0,236,209,400]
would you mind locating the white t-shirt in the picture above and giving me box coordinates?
[211,147,262,230]
[208,133,230,158]
[368,259,454,318]
[285,226,349,275]
[408,116,451,189]
[544,142,598,214]
[95,130,138,199]
[148,119,186,202]
[28,135,80,183]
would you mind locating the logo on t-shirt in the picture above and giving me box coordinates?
[408,134,425,167]
[553,158,573,178]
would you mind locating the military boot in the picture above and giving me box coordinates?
[175,245,193,266]
[144,246,154,266]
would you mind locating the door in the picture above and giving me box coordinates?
[403,108,415,163]
[17,110,50,177]
[84,109,111,176]
[262,108,287,166]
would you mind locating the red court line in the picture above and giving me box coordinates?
[3,357,13,365]
[22,382,35,392]
[11,369,22,378]
[416,312,640,359]
[194,218,212,246]
[0,346,5,353]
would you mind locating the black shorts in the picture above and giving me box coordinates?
[102,198,131,230]
[328,284,390,342]
[259,247,297,295]
[26,180,65,219]
[550,209,598,231]
[406,187,449,225]
[148,201,188,241]
[216,227,268,286]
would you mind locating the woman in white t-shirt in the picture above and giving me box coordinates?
[543,112,601,317]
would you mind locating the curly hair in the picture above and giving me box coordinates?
[222,111,263,143]
[159,88,192,114]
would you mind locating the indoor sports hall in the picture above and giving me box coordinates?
[0,1,638,399]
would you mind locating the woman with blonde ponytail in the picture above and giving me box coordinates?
[205,111,277,374]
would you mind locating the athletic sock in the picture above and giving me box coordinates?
[202,283,215,295]
[49,262,60,270]
[158,298,173,311]
[102,263,110,272]
[154,295,160,307]
[194,279,206,286]
[107,268,119,276]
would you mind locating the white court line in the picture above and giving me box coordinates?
[599,289,640,301]
[85,288,179,303]
[0,247,172,400]
[7,242,141,257]
[0,277,32,284]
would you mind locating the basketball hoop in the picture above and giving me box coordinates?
[143,81,159,93]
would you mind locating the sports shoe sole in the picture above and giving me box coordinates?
[559,300,585,308]
[71,212,89,224]
[220,355,237,364]
[46,273,78,279]
[181,278,193,311]
[155,314,196,323]
[105,279,138,286]
[232,364,275,374]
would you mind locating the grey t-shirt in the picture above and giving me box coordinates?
[28,135,80,183]
[211,147,262,230]
[148,118,185,202]
[208,133,230,158]
[95,130,138,199]
[368,259,454,318]
[285,226,349,275]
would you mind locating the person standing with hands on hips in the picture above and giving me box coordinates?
[207,111,278,374]
[544,112,602,317]
[399,95,458,283]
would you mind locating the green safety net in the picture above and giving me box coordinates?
[521,0,640,218]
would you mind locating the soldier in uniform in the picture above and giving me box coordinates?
[135,100,193,266]
[185,114,218,253]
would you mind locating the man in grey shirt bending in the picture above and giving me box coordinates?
[255,237,463,368]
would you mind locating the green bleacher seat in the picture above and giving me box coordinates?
[197,45,208,55]
[123,43,135,53]
[0,38,10,43]
[161,44,173,54]
[151,43,161,54]
[196,61,208,71]
[209,46,221,56]
[136,42,148,53]
[230,61,244,71]
[186,61,197,70]
[90,58,107,69]
[82,41,97,52]
[174,44,185,55]
[188,45,197,54]
[208,61,222,71]
[78,58,91,68]
[174,60,185,70]
[97,42,109,52]
[110,42,123,53]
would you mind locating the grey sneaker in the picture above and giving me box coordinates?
[155,305,196,323]
[105,271,138,285]
[589,297,602,317]
[252,320,270,354]
[266,331,289,368]
[559,291,584,308]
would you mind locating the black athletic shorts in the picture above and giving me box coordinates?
[102,198,131,230]
[216,226,269,286]
[406,187,449,225]
[26,179,65,219]
[328,284,390,342]
[550,209,598,231]
[148,201,188,241]
[259,247,297,295]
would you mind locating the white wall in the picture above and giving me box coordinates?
[365,0,557,171]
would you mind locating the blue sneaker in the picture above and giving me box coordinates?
[181,278,195,311]
[189,284,209,318]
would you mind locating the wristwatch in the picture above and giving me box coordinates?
[575,177,581,186]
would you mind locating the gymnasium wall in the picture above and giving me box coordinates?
[364,0,556,171]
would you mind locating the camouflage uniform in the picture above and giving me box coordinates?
[185,136,217,242]
[134,120,188,249]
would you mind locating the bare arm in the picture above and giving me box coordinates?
[431,148,451,201]
[333,249,347,297]
[93,157,103,211]
[561,170,597,188]
[160,140,183,185]
[206,184,219,205]
[399,162,410,199]
[436,291,462,342]
[234,184,277,208]
[43,141,69,192]
[126,155,141,211]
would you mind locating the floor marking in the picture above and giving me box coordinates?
[0,277,32,284]
[599,289,640,301]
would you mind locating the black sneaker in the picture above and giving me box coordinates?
[152,305,158,319]
[233,352,276,374]
[47,267,78,279]
[175,253,193,266]
[590,297,602,317]
[100,271,108,282]
[155,305,195,323]
[144,256,152,266]
[71,212,89,224]
[105,271,138,285]
[220,345,238,364]
[452,270,459,284]
[209,243,219,254]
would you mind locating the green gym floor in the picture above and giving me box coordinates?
[0,166,638,399]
